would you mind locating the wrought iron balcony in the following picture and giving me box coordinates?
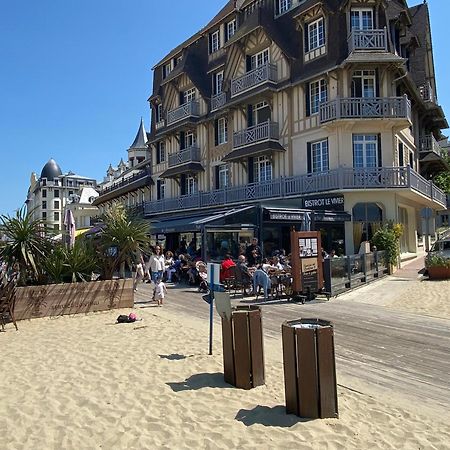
[231,62,278,98]
[211,92,227,112]
[419,82,436,103]
[319,96,411,124]
[419,135,444,156]
[143,166,447,215]
[155,119,165,130]
[233,120,279,149]
[348,29,388,52]
[168,146,201,168]
[167,101,200,125]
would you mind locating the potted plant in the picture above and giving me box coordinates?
[425,255,450,280]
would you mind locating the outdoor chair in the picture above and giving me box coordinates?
[0,274,19,332]
[233,266,253,297]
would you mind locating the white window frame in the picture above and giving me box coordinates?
[185,131,197,148]
[307,17,325,52]
[353,134,378,168]
[250,48,269,70]
[352,70,376,98]
[186,175,197,195]
[218,164,230,189]
[213,71,224,95]
[252,100,270,125]
[157,179,165,200]
[311,139,329,173]
[227,19,237,40]
[183,88,196,104]
[210,30,220,53]
[309,79,328,115]
[350,8,374,31]
[254,155,272,183]
[162,62,172,79]
[156,104,163,122]
[157,141,166,164]
[217,117,228,145]
[279,0,292,15]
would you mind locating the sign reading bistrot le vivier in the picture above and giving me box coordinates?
[303,194,344,211]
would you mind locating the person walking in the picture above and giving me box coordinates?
[149,246,165,284]
[152,277,167,306]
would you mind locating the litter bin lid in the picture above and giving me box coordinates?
[292,323,328,329]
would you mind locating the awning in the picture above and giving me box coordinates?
[222,141,285,163]
[159,162,204,179]
[149,206,254,234]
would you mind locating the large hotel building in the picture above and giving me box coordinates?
[94,0,448,260]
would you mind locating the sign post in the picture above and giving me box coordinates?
[206,263,221,355]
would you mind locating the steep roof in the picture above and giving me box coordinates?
[40,158,62,181]
[129,118,148,149]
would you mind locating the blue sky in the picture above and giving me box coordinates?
[0,0,448,217]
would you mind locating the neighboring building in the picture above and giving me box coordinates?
[65,187,100,231]
[26,159,98,232]
[93,119,152,214]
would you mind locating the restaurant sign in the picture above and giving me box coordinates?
[269,212,305,221]
[303,194,344,211]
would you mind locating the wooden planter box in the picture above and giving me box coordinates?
[14,279,134,321]
[428,266,450,280]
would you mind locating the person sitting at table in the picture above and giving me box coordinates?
[272,256,284,271]
[236,254,252,284]
[220,254,236,283]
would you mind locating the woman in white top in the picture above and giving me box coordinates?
[149,246,165,283]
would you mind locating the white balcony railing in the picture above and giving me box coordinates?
[211,92,227,112]
[168,146,201,168]
[348,28,388,52]
[167,101,200,125]
[231,62,278,97]
[155,119,165,131]
[419,135,443,156]
[320,96,411,123]
[233,120,279,149]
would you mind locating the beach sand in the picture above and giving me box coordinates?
[1,305,449,449]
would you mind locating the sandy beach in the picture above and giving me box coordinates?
[1,299,449,450]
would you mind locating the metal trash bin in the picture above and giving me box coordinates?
[282,318,338,419]
[221,305,265,390]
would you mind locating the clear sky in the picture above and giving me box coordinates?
[0,0,448,217]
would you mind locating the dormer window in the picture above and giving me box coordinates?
[350,8,373,31]
[279,0,292,15]
[306,17,325,52]
[210,30,220,53]
[226,19,237,41]
[162,62,172,79]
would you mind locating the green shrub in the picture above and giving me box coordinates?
[371,223,403,267]
[425,255,450,269]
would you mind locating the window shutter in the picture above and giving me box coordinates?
[247,105,254,127]
[209,33,213,54]
[248,157,254,183]
[214,120,219,146]
[157,180,161,200]
[180,131,185,150]
[375,69,380,97]
[215,166,220,189]
[307,142,312,173]
[246,55,252,72]
[305,83,311,117]
[304,24,309,53]
[180,174,186,195]
[377,134,382,167]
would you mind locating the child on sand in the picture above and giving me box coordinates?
[152,278,167,306]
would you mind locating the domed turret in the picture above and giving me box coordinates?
[40,159,62,181]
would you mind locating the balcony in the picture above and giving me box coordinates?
[348,29,388,53]
[143,166,447,215]
[167,101,200,126]
[211,92,227,112]
[168,146,201,168]
[233,120,279,149]
[155,119,165,131]
[319,96,411,124]
[231,62,278,98]
[419,135,443,156]
[419,82,436,103]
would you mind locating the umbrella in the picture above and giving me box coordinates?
[63,209,76,248]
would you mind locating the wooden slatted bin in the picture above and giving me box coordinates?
[282,318,338,419]
[221,305,265,390]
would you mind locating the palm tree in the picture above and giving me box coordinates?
[0,207,52,284]
[98,205,150,279]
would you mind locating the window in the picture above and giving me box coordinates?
[252,101,271,125]
[351,8,374,31]
[398,142,404,166]
[184,131,197,148]
[279,0,292,15]
[156,142,165,164]
[309,79,328,115]
[183,88,196,104]
[42,212,47,220]
[54,224,60,231]
[254,156,272,182]
[351,70,376,98]
[42,201,47,209]
[307,18,325,52]
[42,189,47,198]
[42,179,47,186]
[250,49,269,69]
[54,179,59,186]
[157,179,165,200]
[69,190,73,196]
[54,189,60,198]
[186,176,197,195]
[353,134,378,168]
[217,164,229,189]
[409,151,414,168]
[162,62,172,79]
[352,203,383,247]
[310,139,329,173]
[213,71,224,96]
[210,30,220,53]
[216,118,228,145]
[227,20,237,40]
[54,212,59,221]
[54,200,60,209]
[156,104,163,122]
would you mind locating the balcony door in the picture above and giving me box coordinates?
[182,88,196,105]
[248,101,271,127]
[350,8,374,31]
[351,70,377,98]
[248,48,269,71]
[180,130,196,150]
[353,134,379,168]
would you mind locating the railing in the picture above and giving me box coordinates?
[419,135,443,156]
[143,166,447,215]
[167,101,200,125]
[155,119,165,131]
[419,82,436,103]
[348,29,387,52]
[168,146,201,168]
[233,120,279,148]
[231,62,278,97]
[100,170,150,195]
[320,95,411,123]
[211,92,227,111]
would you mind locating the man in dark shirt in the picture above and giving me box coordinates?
[246,237,261,266]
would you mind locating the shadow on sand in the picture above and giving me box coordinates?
[167,372,232,392]
[159,353,188,361]
[235,405,313,427]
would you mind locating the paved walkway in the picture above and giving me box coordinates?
[134,255,450,417]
